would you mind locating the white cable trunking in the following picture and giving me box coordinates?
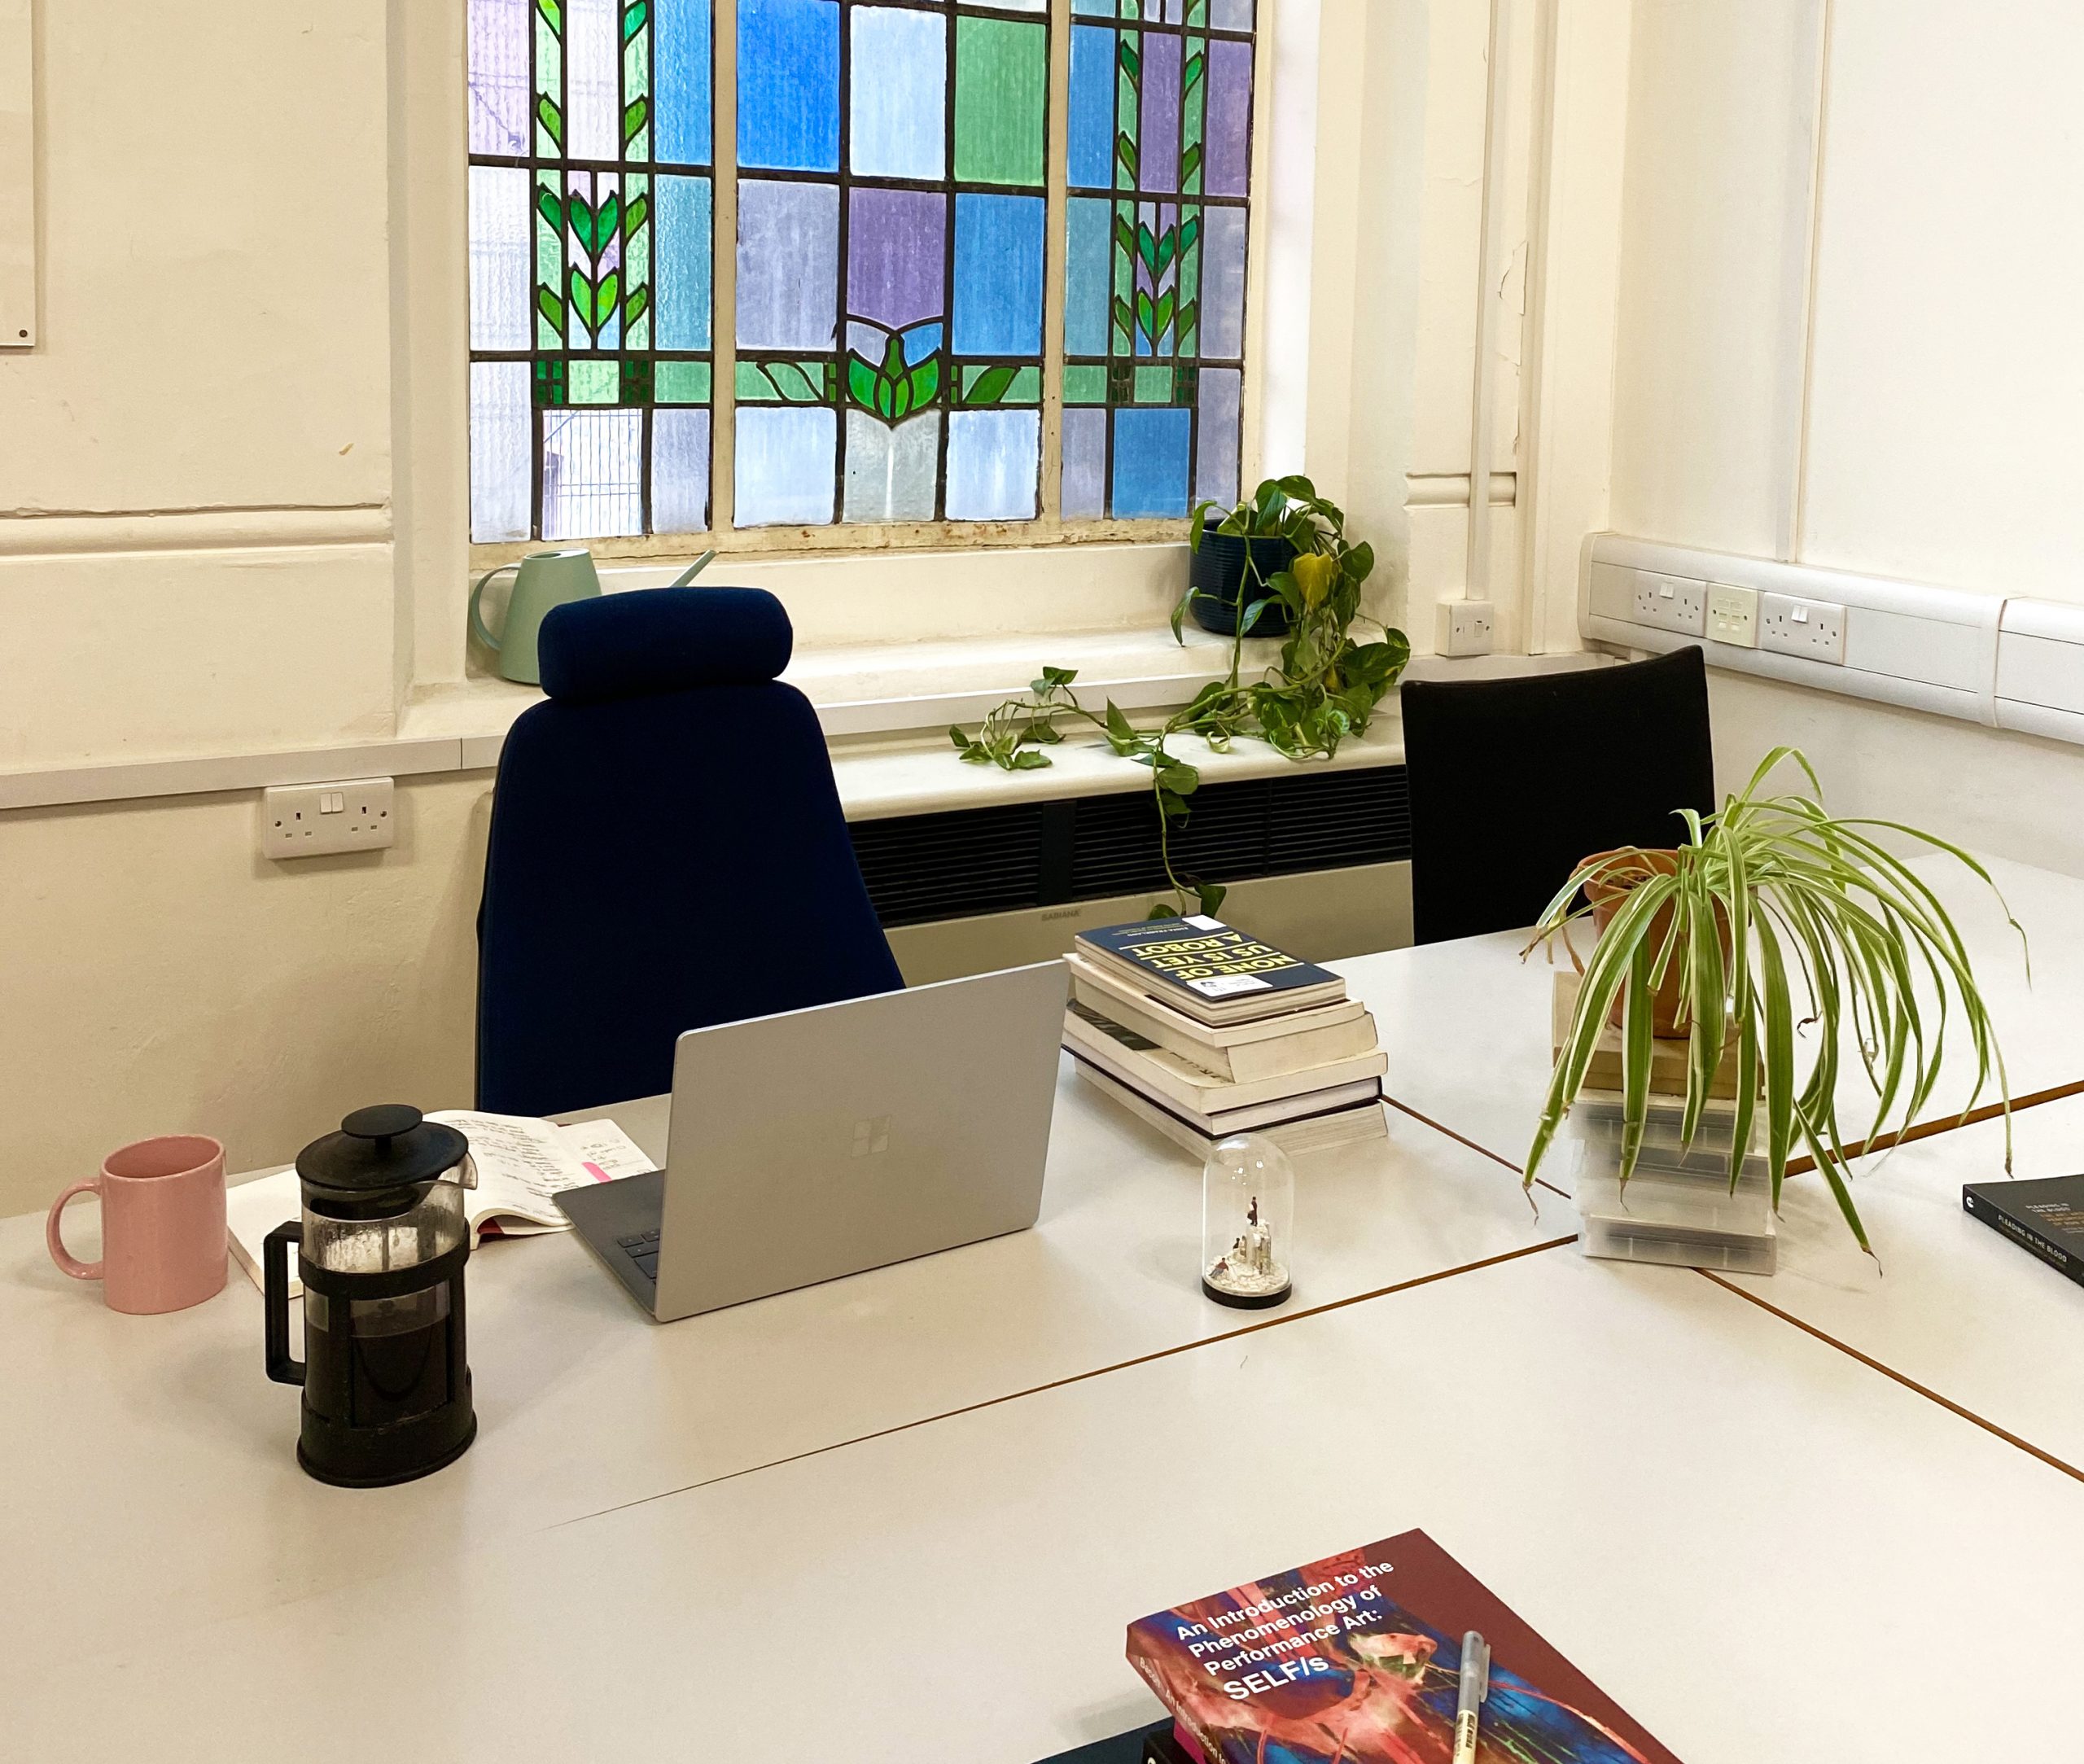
[1579,534,2084,746]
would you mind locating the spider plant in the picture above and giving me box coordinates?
[1523,748,2023,1254]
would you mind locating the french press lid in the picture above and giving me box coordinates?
[294,1105,470,1219]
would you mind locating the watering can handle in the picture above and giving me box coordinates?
[470,563,520,653]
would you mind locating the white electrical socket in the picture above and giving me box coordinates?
[1706,583,1760,648]
[1630,570,1708,637]
[260,778,396,859]
[1434,599,1495,658]
[1759,593,1847,665]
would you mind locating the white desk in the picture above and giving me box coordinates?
[14,1248,2082,1763]
[1356,850,2082,1180]
[1715,1090,2084,1473]
[0,1061,1574,1676]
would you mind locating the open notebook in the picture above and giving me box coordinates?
[225,1110,655,1298]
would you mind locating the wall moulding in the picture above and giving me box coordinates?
[0,506,393,558]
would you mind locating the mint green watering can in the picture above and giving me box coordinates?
[470,549,602,686]
[470,549,719,686]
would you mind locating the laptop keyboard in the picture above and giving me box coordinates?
[615,1228,662,1287]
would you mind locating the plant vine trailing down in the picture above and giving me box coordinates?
[952,477,1411,918]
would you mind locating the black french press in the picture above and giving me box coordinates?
[264,1105,478,1486]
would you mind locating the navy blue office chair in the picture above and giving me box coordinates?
[1400,646,1715,945]
[475,586,903,1118]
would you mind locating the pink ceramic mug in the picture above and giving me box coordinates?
[46,1135,229,1314]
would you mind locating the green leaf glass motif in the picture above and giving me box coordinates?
[621,0,646,44]
[537,95,564,149]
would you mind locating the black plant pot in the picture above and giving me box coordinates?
[1186,527,1297,637]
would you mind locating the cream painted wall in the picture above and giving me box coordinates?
[0,1,1552,1216]
[1605,0,2084,871]
[2,777,490,1219]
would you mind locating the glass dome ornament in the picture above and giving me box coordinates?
[1201,1134,1294,1308]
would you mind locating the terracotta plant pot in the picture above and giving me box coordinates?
[1580,847,1701,1040]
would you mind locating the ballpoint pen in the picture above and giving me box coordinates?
[1454,1630,1491,1763]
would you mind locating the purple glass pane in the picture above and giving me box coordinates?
[1062,408,1106,519]
[1201,204,1246,358]
[653,409,713,532]
[1140,32,1181,193]
[738,178,840,350]
[1204,39,1253,196]
[1211,0,1253,29]
[847,187,948,330]
[468,0,532,155]
[1196,366,1241,506]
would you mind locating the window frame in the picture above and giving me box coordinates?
[459,0,1278,567]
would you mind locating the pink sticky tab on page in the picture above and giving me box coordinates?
[584,1162,613,1183]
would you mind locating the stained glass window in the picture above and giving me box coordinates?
[469,0,715,542]
[466,0,1257,542]
[1062,0,1253,521]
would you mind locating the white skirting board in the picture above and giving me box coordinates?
[1581,533,2084,743]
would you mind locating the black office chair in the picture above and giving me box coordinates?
[1399,646,1715,944]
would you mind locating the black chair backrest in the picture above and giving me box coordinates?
[475,586,904,1118]
[1400,646,1715,944]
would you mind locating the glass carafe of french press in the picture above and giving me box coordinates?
[264,1105,478,1486]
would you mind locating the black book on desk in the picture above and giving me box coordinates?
[1964,1173,2084,1285]
[1033,1721,1192,1764]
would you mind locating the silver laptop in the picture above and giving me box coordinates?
[555,961,1067,1320]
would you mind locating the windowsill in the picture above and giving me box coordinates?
[402,622,1283,762]
[0,629,1601,815]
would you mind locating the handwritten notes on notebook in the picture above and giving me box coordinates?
[225,1111,657,1296]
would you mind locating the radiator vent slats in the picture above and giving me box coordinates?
[850,764,1410,927]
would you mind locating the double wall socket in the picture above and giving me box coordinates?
[1434,599,1495,658]
[260,778,396,859]
[1631,571,1707,637]
[1759,593,1846,665]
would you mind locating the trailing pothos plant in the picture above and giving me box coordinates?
[1524,748,2022,1254]
[951,476,1410,917]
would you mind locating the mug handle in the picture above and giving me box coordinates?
[46,1179,104,1280]
[470,562,521,654]
[264,1221,306,1387]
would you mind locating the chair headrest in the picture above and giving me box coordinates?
[537,587,794,704]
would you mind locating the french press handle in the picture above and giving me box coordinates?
[263,1220,306,1387]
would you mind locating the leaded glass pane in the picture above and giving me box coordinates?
[469,0,715,537]
[1058,0,1253,518]
[737,406,838,524]
[734,1,1051,529]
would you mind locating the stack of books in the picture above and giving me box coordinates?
[1062,917,1387,1158]
[1553,971,1776,1274]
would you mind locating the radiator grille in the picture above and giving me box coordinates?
[850,765,1409,927]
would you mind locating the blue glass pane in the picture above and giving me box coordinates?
[850,7,947,180]
[1064,196,1111,357]
[1111,408,1192,517]
[951,194,1044,355]
[738,0,841,173]
[1067,26,1114,189]
[656,174,713,350]
[653,408,713,531]
[1061,407,1105,519]
[946,410,1040,521]
[656,0,713,165]
[1070,0,1114,13]
[735,406,838,525]
[1211,0,1253,28]
[738,179,838,349]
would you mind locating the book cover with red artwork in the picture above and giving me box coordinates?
[1125,1530,1682,1764]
